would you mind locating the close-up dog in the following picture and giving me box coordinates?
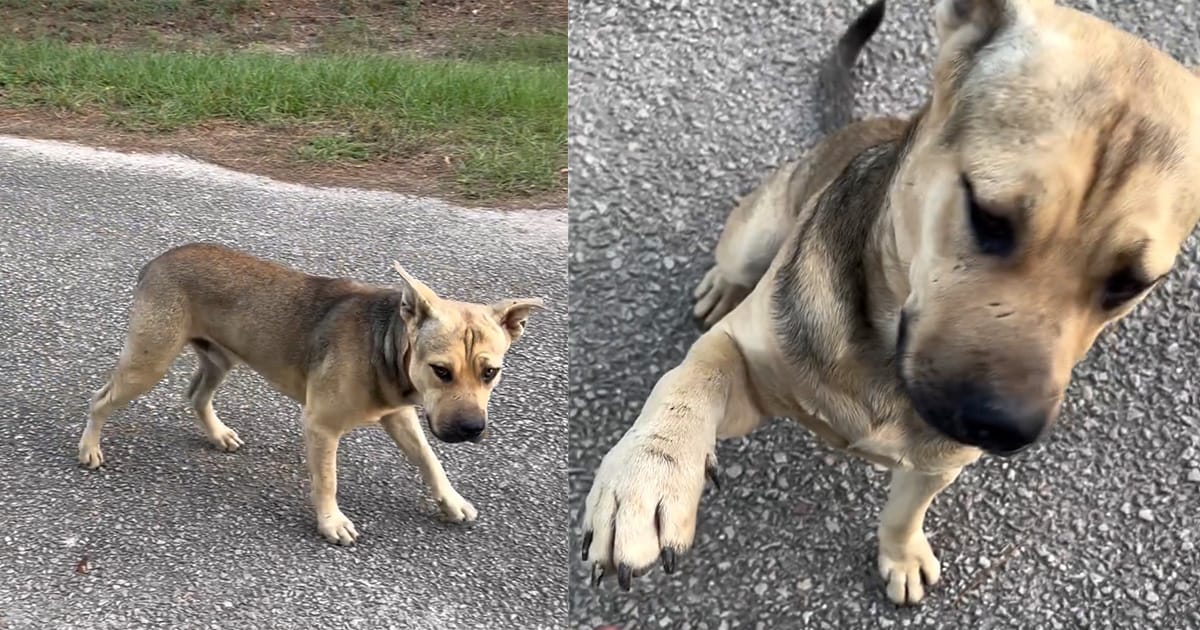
[581,0,1200,606]
[78,242,543,545]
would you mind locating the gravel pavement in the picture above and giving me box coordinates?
[0,136,568,629]
[568,1,1200,628]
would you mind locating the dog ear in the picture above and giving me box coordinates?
[491,298,545,343]
[932,0,1049,91]
[392,261,439,323]
[936,0,1049,37]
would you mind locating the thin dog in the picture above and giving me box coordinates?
[582,0,1200,605]
[79,243,543,545]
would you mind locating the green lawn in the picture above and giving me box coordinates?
[0,36,567,199]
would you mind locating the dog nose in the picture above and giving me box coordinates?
[907,382,1050,455]
[440,416,486,443]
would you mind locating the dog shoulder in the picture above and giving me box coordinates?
[772,121,911,359]
[796,117,911,206]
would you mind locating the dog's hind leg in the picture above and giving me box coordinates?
[380,406,477,523]
[876,467,961,605]
[693,161,805,329]
[78,300,187,469]
[186,339,244,453]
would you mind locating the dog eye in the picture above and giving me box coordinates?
[430,365,453,382]
[481,367,500,382]
[963,176,1016,257]
[1101,268,1151,310]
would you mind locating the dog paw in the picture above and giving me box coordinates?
[77,440,104,469]
[878,531,940,605]
[582,431,717,590]
[317,510,360,546]
[692,267,750,329]
[207,425,244,452]
[437,490,478,523]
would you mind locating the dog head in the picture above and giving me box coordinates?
[392,262,544,444]
[890,0,1200,455]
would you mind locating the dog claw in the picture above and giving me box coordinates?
[78,443,105,469]
[590,563,605,587]
[705,460,721,492]
[661,548,677,574]
[581,530,593,561]
[317,511,360,546]
[617,564,633,591]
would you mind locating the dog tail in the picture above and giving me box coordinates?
[814,0,886,134]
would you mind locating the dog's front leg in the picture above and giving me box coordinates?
[380,407,478,523]
[303,416,359,545]
[582,328,763,589]
[877,466,961,605]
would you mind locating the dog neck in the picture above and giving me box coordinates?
[370,292,417,407]
[868,105,931,350]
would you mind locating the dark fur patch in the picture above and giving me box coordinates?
[772,112,922,384]
[1079,101,1131,213]
[368,292,414,406]
[894,310,910,381]
[1077,101,1182,216]
[306,293,350,369]
[185,367,203,401]
[643,445,678,467]
[1109,117,1181,178]
[186,338,234,401]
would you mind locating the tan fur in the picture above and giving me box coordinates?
[583,0,1200,605]
[78,243,543,545]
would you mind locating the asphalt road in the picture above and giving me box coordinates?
[0,136,569,629]
[568,1,1200,628]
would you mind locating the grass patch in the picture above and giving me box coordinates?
[296,135,375,163]
[453,33,567,65]
[0,37,567,199]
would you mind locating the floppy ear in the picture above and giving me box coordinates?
[392,261,439,324]
[491,298,545,343]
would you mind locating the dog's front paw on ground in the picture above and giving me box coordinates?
[878,531,940,605]
[582,433,716,590]
[692,267,750,329]
[436,490,478,523]
[317,510,360,545]
[207,425,244,452]
[77,440,104,469]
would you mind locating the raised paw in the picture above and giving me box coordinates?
[207,425,244,452]
[77,440,104,469]
[878,531,940,605]
[436,490,478,523]
[317,510,360,546]
[581,430,718,590]
[692,267,751,330]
